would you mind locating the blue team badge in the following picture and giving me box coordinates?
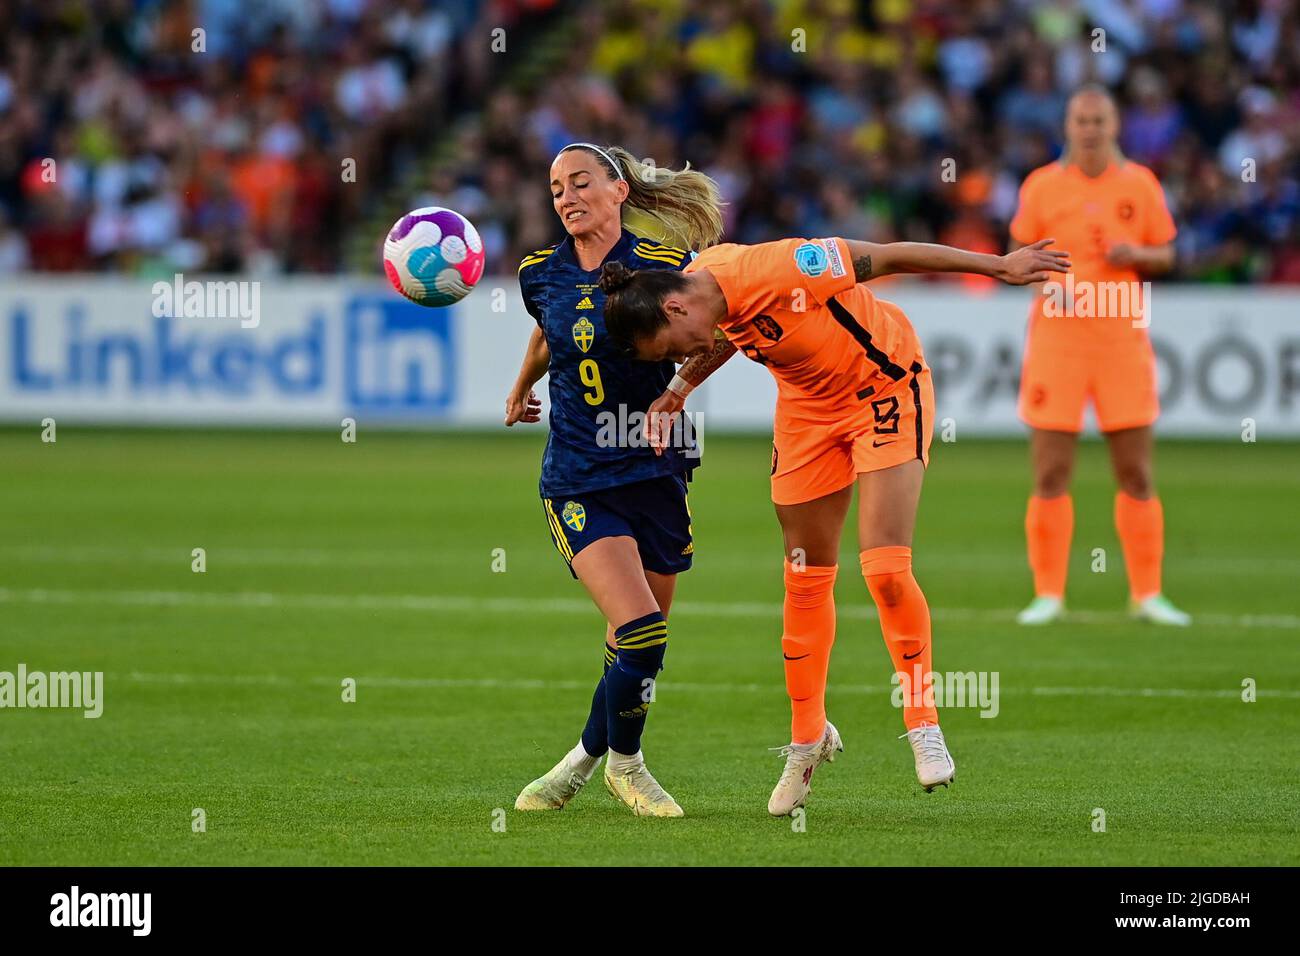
[572,317,595,353]
[562,501,587,532]
[794,241,828,277]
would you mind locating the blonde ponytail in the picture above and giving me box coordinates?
[606,146,726,250]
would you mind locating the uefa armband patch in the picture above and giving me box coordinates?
[794,241,829,277]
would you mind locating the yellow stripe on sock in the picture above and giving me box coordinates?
[618,634,668,650]
[617,620,667,642]
[616,625,668,649]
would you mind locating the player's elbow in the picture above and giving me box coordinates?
[844,240,889,281]
[1143,243,1175,275]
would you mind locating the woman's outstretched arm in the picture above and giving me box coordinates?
[843,238,1071,286]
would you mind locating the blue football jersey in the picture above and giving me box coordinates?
[518,229,699,498]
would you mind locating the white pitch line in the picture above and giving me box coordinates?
[0,544,420,567]
[0,586,1296,630]
[6,543,1300,574]
[115,671,1300,701]
[1026,685,1299,699]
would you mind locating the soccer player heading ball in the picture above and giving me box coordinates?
[604,231,1069,811]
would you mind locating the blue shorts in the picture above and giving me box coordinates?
[542,473,694,578]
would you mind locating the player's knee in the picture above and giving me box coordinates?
[783,561,838,608]
[1116,467,1153,499]
[784,542,838,568]
[1035,464,1073,497]
[612,611,668,676]
[860,546,916,609]
[866,573,908,608]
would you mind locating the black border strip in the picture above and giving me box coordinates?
[826,296,907,381]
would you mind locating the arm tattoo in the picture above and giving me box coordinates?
[679,339,737,386]
[853,255,873,281]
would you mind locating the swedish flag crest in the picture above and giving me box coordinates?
[561,501,586,532]
[572,317,595,353]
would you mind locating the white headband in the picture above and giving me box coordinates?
[558,142,624,181]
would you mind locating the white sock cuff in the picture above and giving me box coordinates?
[606,748,643,771]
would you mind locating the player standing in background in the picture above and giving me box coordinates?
[1011,86,1191,627]
[507,143,731,817]
[603,233,1069,812]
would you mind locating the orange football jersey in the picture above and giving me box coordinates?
[1010,159,1176,342]
[686,238,923,418]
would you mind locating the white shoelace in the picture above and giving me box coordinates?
[612,763,671,800]
[769,743,819,786]
[905,728,949,766]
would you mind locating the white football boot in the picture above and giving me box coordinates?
[603,752,684,817]
[515,746,597,811]
[903,722,955,792]
[767,720,844,816]
[1016,595,1064,625]
[1130,594,1191,627]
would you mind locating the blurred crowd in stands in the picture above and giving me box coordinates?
[0,0,553,275]
[3,0,1299,282]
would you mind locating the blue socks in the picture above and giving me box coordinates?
[604,612,668,756]
[579,644,617,758]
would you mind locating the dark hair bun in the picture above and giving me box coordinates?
[599,261,635,294]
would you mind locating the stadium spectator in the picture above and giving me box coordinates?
[431,0,1297,282]
[0,0,543,274]
[3,0,1298,282]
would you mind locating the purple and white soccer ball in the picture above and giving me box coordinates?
[383,206,486,307]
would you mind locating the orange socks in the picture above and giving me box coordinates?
[1025,492,1164,601]
[1025,494,1074,599]
[781,560,838,744]
[860,546,938,730]
[1115,492,1164,601]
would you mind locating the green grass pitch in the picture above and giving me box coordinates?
[0,427,1296,866]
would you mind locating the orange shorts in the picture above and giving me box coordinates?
[1019,333,1159,433]
[770,361,934,506]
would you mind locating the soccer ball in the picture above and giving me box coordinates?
[383,206,486,307]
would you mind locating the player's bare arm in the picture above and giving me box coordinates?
[676,336,737,387]
[644,338,737,455]
[505,323,549,425]
[844,238,1071,285]
[1105,241,1175,273]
